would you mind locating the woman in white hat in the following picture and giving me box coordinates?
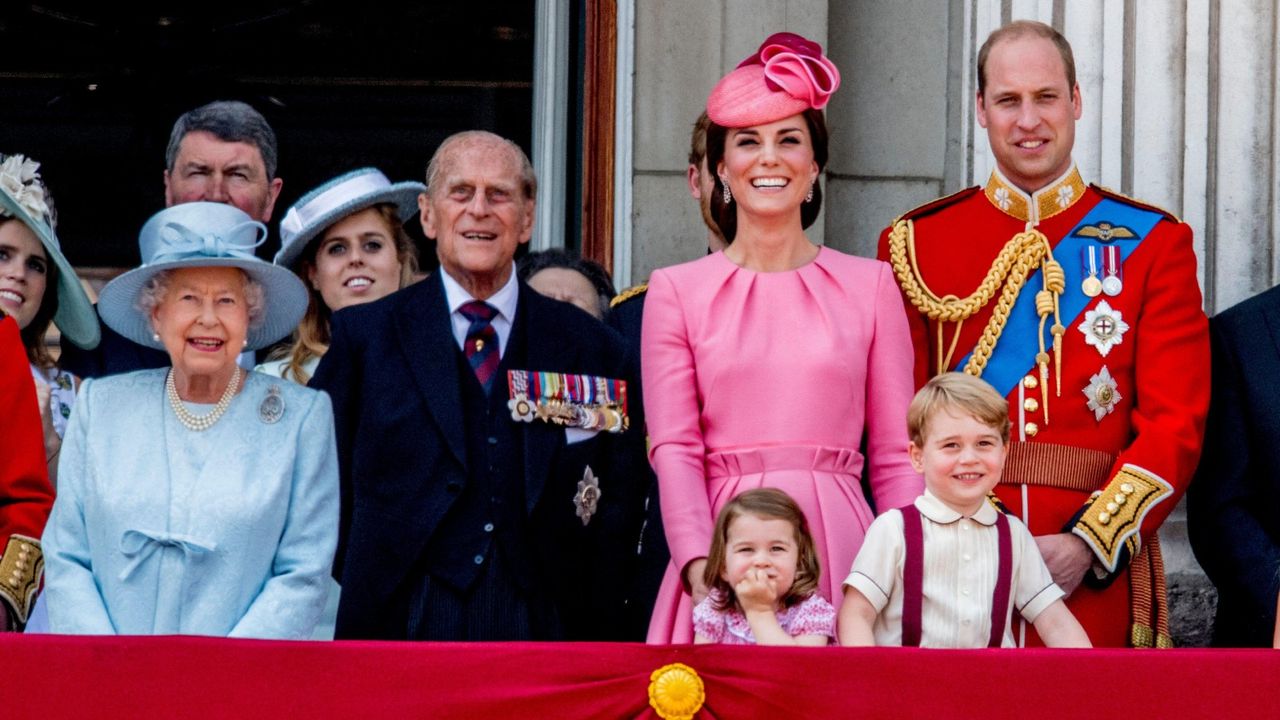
[40,201,337,638]
[0,154,99,486]
[258,168,423,384]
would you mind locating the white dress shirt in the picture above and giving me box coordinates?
[844,490,1064,648]
[440,264,519,358]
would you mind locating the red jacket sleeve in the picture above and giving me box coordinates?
[0,315,54,625]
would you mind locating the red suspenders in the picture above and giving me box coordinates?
[900,505,1012,647]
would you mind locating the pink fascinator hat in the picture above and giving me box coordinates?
[706,32,841,128]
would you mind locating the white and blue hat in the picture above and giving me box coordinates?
[97,202,308,351]
[0,154,100,349]
[275,167,425,270]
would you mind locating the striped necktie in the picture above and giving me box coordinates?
[459,300,500,393]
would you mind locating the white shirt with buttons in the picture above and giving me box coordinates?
[843,490,1064,648]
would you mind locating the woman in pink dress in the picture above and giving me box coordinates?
[644,33,923,643]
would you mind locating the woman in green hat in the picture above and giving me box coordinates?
[0,154,99,487]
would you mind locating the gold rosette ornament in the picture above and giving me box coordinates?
[648,663,705,720]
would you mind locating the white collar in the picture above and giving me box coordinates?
[914,489,1000,526]
[440,263,519,322]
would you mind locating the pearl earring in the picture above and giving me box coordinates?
[152,332,160,342]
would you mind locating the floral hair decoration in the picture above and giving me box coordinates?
[0,154,53,227]
[0,152,101,349]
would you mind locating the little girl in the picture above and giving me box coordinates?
[693,488,835,645]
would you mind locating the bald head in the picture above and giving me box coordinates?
[425,131,537,202]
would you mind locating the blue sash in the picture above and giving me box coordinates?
[956,198,1163,396]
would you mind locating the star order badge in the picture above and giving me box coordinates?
[1083,366,1122,421]
[1078,300,1130,357]
[574,466,602,526]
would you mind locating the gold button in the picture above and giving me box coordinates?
[1098,512,1111,525]
[1089,490,1103,500]
[1120,483,1134,494]
[1023,375,1039,389]
[6,578,17,588]
[1115,494,1126,506]
[14,561,23,571]
[1023,398,1039,413]
[1024,422,1038,437]
[1105,502,1119,514]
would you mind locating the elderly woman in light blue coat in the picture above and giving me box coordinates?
[41,202,337,638]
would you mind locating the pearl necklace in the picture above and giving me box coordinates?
[166,368,242,432]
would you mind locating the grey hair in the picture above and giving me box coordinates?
[138,268,267,330]
[165,101,279,179]
[425,130,537,201]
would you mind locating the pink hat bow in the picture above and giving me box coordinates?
[706,32,842,127]
[740,32,841,111]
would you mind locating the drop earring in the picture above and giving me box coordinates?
[805,182,815,203]
[721,176,732,204]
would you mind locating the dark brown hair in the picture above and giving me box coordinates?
[977,20,1077,97]
[705,107,828,243]
[703,487,821,612]
[688,111,712,167]
[1,217,59,369]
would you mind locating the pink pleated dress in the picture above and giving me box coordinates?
[643,247,923,643]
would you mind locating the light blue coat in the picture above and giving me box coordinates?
[42,368,338,638]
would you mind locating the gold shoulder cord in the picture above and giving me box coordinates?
[888,218,1066,423]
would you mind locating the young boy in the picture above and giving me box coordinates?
[838,372,1091,648]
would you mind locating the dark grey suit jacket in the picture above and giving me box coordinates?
[1189,284,1280,646]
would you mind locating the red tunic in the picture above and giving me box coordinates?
[877,167,1210,647]
[0,314,54,627]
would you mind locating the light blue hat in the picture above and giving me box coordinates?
[0,154,99,349]
[97,202,309,352]
[275,167,425,270]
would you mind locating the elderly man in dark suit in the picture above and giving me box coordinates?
[313,130,641,641]
[1189,287,1280,647]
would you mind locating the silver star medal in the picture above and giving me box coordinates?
[1083,366,1122,421]
[574,466,602,526]
[1077,300,1130,357]
[259,385,285,424]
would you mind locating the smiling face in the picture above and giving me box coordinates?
[0,218,49,330]
[910,407,1008,516]
[976,34,1082,193]
[717,114,819,226]
[164,130,283,222]
[720,512,800,601]
[151,266,249,382]
[306,206,404,312]
[420,136,534,299]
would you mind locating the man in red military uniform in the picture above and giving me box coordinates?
[877,20,1208,647]
[0,309,54,630]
